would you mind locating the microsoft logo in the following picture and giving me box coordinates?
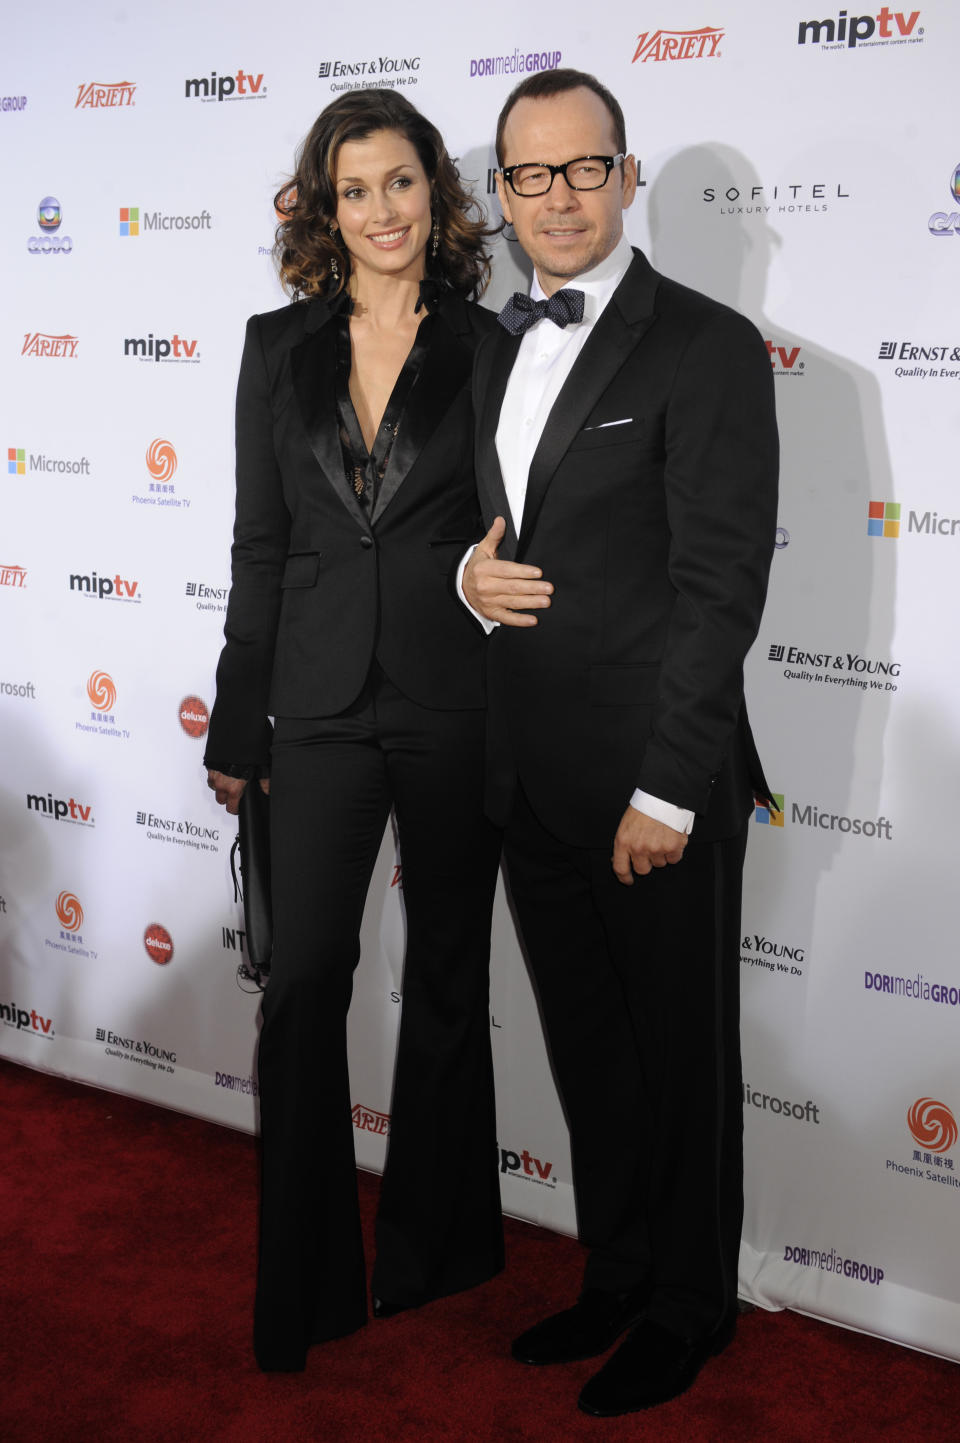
[8,447,25,475]
[755,794,784,828]
[868,500,900,539]
[119,206,140,237]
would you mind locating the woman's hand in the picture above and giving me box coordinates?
[206,771,270,815]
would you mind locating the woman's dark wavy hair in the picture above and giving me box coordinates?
[274,89,492,300]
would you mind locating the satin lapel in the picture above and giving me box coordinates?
[290,313,368,531]
[516,253,660,559]
[371,316,469,526]
[475,325,521,559]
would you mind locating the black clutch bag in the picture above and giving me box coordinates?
[230,779,272,988]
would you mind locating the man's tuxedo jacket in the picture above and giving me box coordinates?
[205,292,495,770]
[475,249,779,848]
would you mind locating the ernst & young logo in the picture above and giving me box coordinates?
[75,80,136,108]
[185,579,228,614]
[144,923,174,965]
[185,68,266,102]
[21,332,78,358]
[119,206,212,235]
[879,338,960,378]
[632,26,724,62]
[124,332,199,363]
[0,564,27,588]
[740,932,805,977]
[318,56,421,91]
[70,569,140,602]
[8,445,90,476]
[928,163,960,238]
[179,695,209,738]
[889,1097,959,1192]
[27,790,94,826]
[767,643,900,693]
[97,1027,176,1073]
[797,9,923,49]
[28,196,73,255]
[138,810,220,853]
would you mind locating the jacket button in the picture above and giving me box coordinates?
[360,535,373,549]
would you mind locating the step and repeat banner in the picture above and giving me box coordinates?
[2,0,958,1362]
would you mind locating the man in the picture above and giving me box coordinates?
[461,69,778,1417]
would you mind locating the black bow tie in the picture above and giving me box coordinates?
[497,288,585,336]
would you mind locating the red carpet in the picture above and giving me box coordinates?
[2,1056,958,1442]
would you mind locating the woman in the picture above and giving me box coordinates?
[204,90,503,1372]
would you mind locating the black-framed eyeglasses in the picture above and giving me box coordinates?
[500,154,626,197]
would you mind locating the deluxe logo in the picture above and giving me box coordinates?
[146,438,177,483]
[144,923,174,965]
[754,793,784,827]
[907,1097,957,1153]
[75,80,136,108]
[8,446,90,476]
[632,27,723,62]
[318,56,421,91]
[70,570,140,602]
[499,1141,555,1186]
[878,338,960,377]
[124,333,199,363]
[783,1247,884,1285]
[0,1001,54,1037]
[740,933,805,976]
[469,48,562,80]
[767,643,900,693]
[27,792,94,826]
[55,890,84,933]
[928,164,960,237]
[179,695,209,738]
[743,1085,820,1123]
[766,340,804,375]
[86,670,117,714]
[140,811,220,853]
[1,96,28,113]
[21,333,78,358]
[119,207,212,234]
[797,9,923,47]
[702,181,849,216]
[28,196,73,255]
[0,565,27,588]
[185,69,266,102]
[352,1103,391,1135]
[867,500,899,538]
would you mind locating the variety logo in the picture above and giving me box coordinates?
[499,1142,555,1186]
[767,642,900,693]
[0,564,27,588]
[179,695,209,738]
[86,670,117,714]
[70,569,140,602]
[352,1103,391,1135]
[888,1096,958,1191]
[139,811,220,853]
[702,180,849,216]
[0,679,36,699]
[144,923,174,965]
[797,9,923,48]
[97,1027,177,1073]
[27,792,94,826]
[879,338,960,377]
[867,500,899,538]
[56,890,84,933]
[632,26,723,62]
[766,340,804,376]
[146,437,177,484]
[8,445,90,476]
[0,1000,54,1038]
[318,56,421,92]
[929,163,960,238]
[743,1084,820,1123]
[185,580,228,614]
[754,793,784,827]
[185,69,266,102]
[740,933,805,977]
[28,196,72,255]
[21,332,78,358]
[124,332,199,363]
[75,80,136,108]
[468,48,562,79]
[783,1247,884,1285]
[119,206,213,235]
[1,96,28,112]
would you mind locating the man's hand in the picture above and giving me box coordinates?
[463,516,553,627]
[612,806,687,884]
[206,770,270,816]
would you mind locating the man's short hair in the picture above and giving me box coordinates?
[495,68,627,167]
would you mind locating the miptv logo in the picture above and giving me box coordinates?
[146,438,177,483]
[87,671,117,713]
[55,890,84,932]
[907,1098,957,1154]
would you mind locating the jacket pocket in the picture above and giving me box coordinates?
[280,551,321,588]
[588,664,659,706]
[566,419,648,453]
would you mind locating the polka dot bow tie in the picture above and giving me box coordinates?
[497,288,585,336]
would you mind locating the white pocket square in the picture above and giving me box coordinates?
[584,417,633,430]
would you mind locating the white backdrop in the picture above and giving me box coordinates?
[2,0,959,1363]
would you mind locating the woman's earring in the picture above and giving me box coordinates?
[431,217,440,258]
[329,224,340,281]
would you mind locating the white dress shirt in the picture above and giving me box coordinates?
[462,231,694,836]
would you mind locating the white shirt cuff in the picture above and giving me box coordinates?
[456,546,498,635]
[629,789,695,836]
